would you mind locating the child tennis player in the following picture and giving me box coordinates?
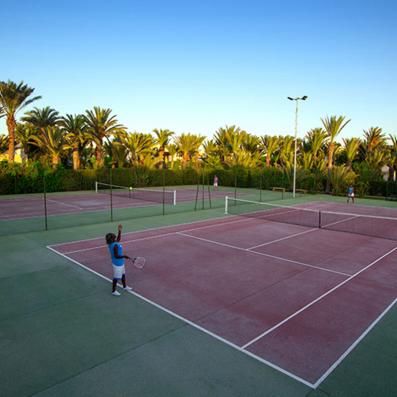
[106,224,132,296]
[347,185,355,204]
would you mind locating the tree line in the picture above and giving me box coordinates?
[1,80,396,194]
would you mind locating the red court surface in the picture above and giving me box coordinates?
[48,204,397,388]
[0,188,234,220]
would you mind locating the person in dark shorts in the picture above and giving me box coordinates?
[106,224,132,296]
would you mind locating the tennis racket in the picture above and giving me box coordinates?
[129,256,146,269]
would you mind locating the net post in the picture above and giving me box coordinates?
[259,173,263,202]
[194,180,199,211]
[162,167,165,216]
[95,181,98,193]
[225,196,229,215]
[173,190,176,206]
[202,171,205,210]
[109,168,113,222]
[207,176,212,209]
[234,173,237,199]
[43,175,48,231]
[318,211,322,229]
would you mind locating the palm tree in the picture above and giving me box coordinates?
[0,80,41,162]
[119,132,154,165]
[60,114,88,170]
[23,106,60,130]
[166,143,179,169]
[278,136,296,169]
[214,125,243,164]
[84,107,125,167]
[104,139,128,168]
[260,135,280,167]
[362,127,387,164]
[342,137,361,169]
[0,134,8,154]
[321,115,351,192]
[242,133,260,154]
[175,133,205,168]
[30,126,67,167]
[389,135,397,175]
[15,123,36,164]
[305,128,328,168]
[153,128,174,168]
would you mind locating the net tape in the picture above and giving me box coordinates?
[96,182,176,205]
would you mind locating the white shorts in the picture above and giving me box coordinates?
[348,193,355,198]
[112,264,125,280]
[214,182,218,187]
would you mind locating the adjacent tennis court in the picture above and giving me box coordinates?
[48,199,397,388]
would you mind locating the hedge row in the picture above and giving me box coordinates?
[0,165,395,197]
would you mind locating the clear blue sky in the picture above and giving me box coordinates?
[1,0,396,140]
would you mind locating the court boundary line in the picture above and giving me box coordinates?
[0,198,160,221]
[176,232,350,277]
[47,242,397,388]
[241,246,397,386]
[62,221,350,277]
[46,198,85,210]
[312,296,397,388]
[248,228,317,249]
[243,246,397,348]
[46,244,315,389]
[61,217,255,254]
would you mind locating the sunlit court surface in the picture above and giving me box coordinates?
[47,197,397,391]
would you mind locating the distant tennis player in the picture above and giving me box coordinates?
[106,224,132,296]
[213,175,219,191]
[347,185,355,204]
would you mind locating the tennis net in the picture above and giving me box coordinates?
[225,196,397,241]
[95,182,176,205]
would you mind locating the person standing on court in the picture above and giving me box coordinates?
[347,185,355,204]
[213,175,219,191]
[106,224,132,296]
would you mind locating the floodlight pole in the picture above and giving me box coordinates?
[287,96,307,198]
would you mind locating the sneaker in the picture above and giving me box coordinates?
[123,286,132,291]
[112,291,121,296]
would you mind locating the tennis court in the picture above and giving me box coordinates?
[48,199,397,389]
[0,185,260,221]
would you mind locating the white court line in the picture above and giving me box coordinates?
[59,204,320,254]
[0,200,158,221]
[312,296,397,388]
[46,199,85,210]
[46,244,315,388]
[176,232,350,277]
[242,246,397,350]
[321,214,360,228]
[49,213,236,247]
[248,228,317,250]
[61,217,254,255]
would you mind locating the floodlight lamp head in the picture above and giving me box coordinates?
[301,95,308,100]
[287,97,294,101]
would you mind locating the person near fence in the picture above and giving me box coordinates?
[213,175,219,191]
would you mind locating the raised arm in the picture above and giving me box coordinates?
[116,224,122,242]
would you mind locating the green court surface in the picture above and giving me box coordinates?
[1,193,397,396]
